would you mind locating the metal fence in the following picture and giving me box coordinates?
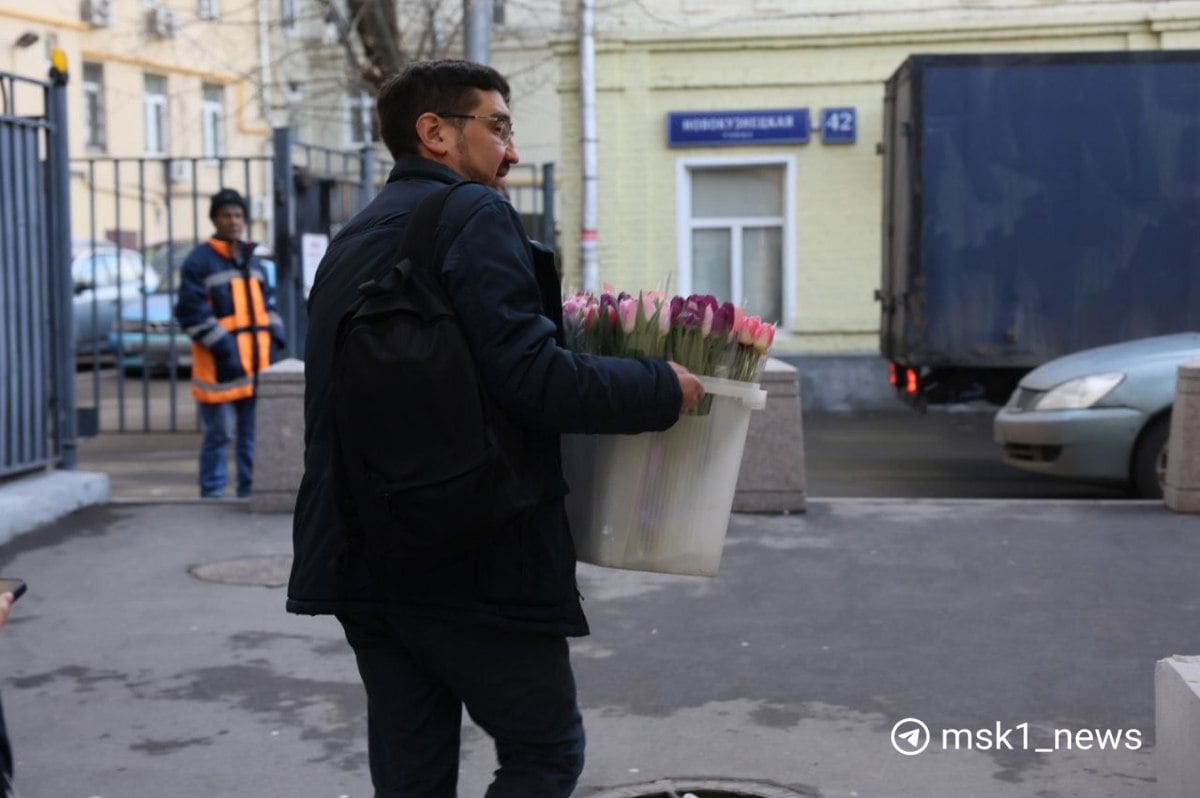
[72,134,557,434]
[0,65,74,477]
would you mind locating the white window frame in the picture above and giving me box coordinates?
[83,62,106,152]
[201,83,224,159]
[280,0,297,32]
[143,74,168,156]
[675,154,797,329]
[346,91,374,147]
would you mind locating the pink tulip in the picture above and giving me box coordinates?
[701,304,714,337]
[739,315,762,346]
[752,321,775,353]
[584,305,599,331]
[657,299,671,336]
[640,292,659,321]
[618,297,638,334]
[563,297,583,324]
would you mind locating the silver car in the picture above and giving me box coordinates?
[994,332,1200,498]
[72,240,159,357]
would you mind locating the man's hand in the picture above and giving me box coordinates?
[668,361,705,415]
[0,592,13,629]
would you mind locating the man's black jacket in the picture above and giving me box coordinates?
[286,157,682,636]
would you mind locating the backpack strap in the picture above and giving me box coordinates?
[356,182,475,303]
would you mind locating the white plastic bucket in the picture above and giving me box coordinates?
[562,375,768,576]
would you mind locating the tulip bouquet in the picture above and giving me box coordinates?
[561,288,775,573]
[563,289,776,382]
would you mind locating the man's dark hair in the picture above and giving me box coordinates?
[209,187,248,221]
[376,59,511,159]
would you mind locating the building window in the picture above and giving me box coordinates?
[201,83,224,158]
[198,0,219,20]
[143,73,168,155]
[676,158,795,326]
[493,0,505,25]
[280,0,296,30]
[347,91,374,146]
[83,62,106,152]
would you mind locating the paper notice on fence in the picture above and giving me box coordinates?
[301,233,329,299]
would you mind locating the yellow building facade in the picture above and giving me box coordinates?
[2,0,276,246]
[554,5,1200,353]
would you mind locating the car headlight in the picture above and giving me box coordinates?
[1033,372,1125,411]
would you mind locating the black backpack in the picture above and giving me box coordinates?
[331,184,534,577]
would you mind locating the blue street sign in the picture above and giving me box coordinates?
[667,108,811,147]
[820,107,857,144]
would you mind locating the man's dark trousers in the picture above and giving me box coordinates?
[338,613,586,798]
[0,695,13,796]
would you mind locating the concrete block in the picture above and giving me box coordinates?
[1156,655,1200,797]
[1164,359,1200,514]
[733,357,807,513]
[250,358,305,514]
[0,470,109,546]
[771,352,898,412]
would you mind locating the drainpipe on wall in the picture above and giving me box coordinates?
[579,0,599,293]
[464,0,493,64]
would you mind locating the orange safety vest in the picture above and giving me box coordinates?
[188,239,275,403]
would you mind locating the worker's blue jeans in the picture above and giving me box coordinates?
[198,398,255,498]
[338,613,586,798]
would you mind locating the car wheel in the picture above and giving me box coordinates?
[1131,414,1170,499]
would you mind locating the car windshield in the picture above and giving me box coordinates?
[73,250,150,289]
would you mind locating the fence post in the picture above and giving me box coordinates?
[359,145,375,213]
[541,162,556,247]
[272,127,298,358]
[47,56,77,469]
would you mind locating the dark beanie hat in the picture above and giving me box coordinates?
[209,188,248,220]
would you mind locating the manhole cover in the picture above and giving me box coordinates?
[587,778,818,798]
[189,554,292,587]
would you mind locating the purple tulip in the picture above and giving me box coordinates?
[712,303,735,336]
[669,296,684,321]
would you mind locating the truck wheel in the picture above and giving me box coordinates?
[1131,414,1170,499]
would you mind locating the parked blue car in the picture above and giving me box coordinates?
[108,291,192,372]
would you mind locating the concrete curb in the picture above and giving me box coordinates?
[0,470,110,546]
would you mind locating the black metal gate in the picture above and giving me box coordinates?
[0,63,75,476]
[72,133,556,434]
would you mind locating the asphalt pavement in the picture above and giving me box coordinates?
[0,495,1194,797]
[0,402,1183,797]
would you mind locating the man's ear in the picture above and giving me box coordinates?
[415,113,451,157]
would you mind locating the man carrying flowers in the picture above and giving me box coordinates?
[287,59,704,798]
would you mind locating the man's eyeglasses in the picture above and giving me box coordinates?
[437,113,515,144]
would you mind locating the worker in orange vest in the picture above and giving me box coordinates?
[174,188,285,499]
